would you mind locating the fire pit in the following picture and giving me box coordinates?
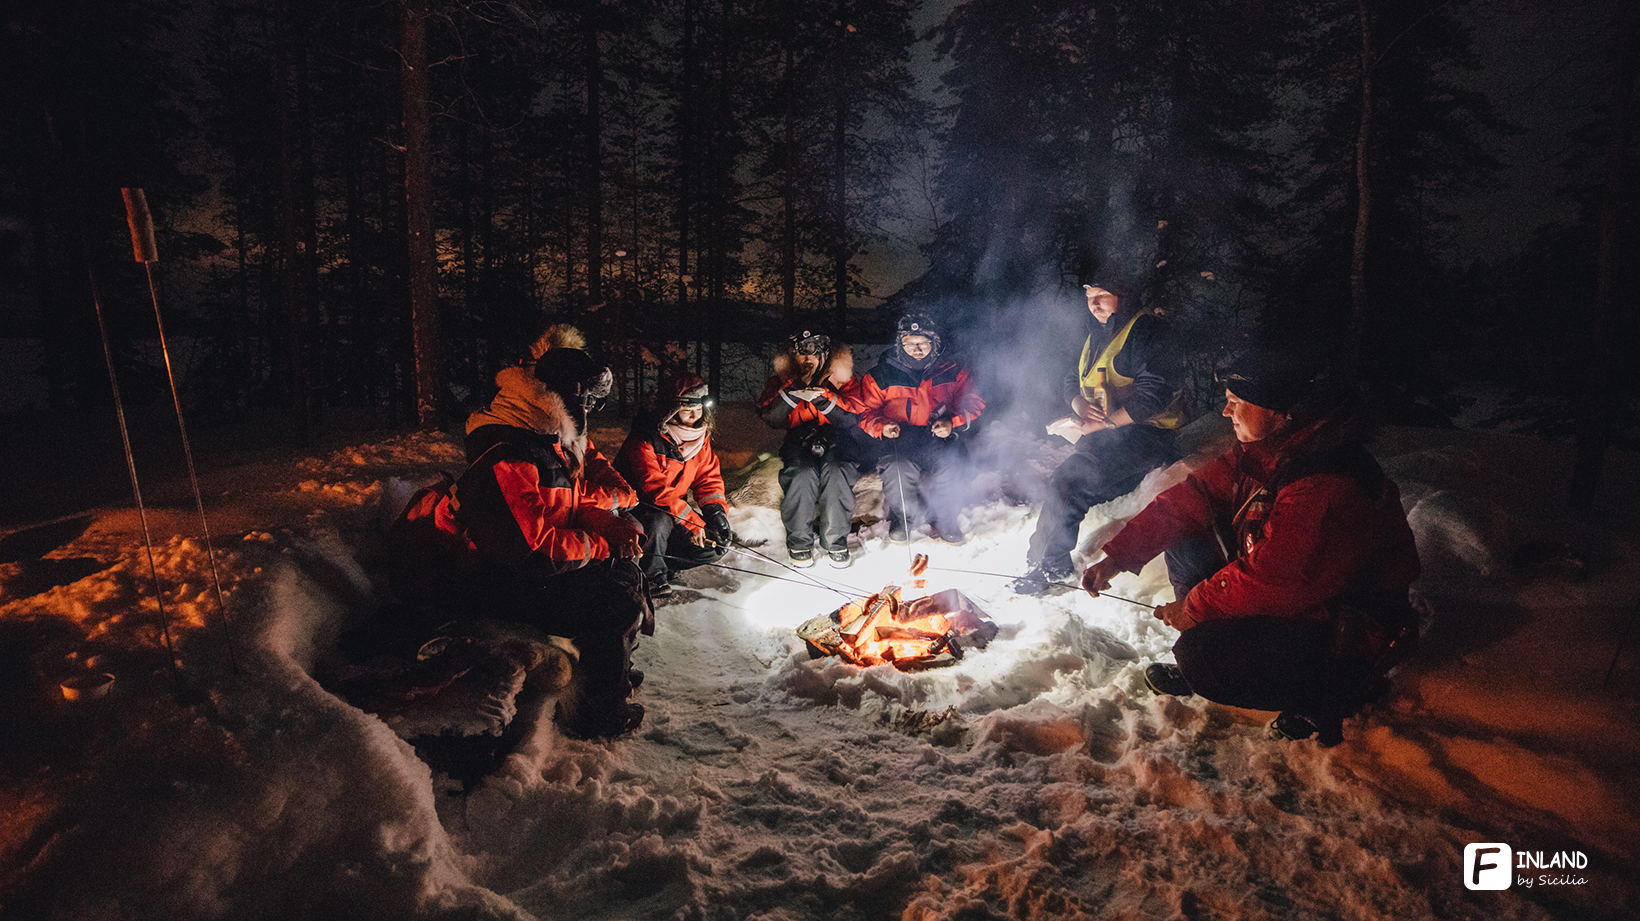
[796,585,998,671]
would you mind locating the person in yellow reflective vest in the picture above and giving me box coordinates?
[1014,277,1189,594]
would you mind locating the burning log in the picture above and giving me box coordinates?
[796,586,998,671]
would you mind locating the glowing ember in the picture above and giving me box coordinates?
[795,586,998,671]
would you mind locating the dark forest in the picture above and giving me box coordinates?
[2,0,1634,466]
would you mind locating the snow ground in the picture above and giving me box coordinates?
[1,407,1637,921]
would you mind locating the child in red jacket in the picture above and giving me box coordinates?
[615,374,734,596]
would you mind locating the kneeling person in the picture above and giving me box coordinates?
[1081,350,1420,745]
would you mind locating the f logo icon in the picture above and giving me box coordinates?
[1464,844,1512,890]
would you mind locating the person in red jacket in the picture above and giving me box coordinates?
[615,373,734,595]
[1082,349,1421,745]
[757,329,862,568]
[446,346,649,740]
[855,313,985,542]
[467,323,637,513]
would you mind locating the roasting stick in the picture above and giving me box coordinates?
[921,565,1158,609]
[663,553,869,598]
[647,507,860,598]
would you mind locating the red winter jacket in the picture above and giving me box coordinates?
[756,346,860,430]
[583,437,639,511]
[614,413,729,536]
[854,352,984,438]
[1101,412,1419,629]
[449,379,635,575]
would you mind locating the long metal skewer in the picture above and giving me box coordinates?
[922,565,1157,609]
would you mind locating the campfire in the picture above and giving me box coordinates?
[796,583,998,671]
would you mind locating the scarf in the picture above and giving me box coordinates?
[663,420,709,460]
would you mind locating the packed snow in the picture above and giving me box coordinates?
[1,407,1636,920]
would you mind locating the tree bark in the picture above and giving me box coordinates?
[1348,0,1374,382]
[782,36,797,327]
[401,0,442,430]
[274,0,312,444]
[585,15,604,306]
[1569,2,1639,510]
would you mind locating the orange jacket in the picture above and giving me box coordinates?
[614,416,728,535]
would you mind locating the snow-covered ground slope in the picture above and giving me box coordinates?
[1,408,1636,921]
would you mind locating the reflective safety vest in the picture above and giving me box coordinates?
[1078,310,1188,429]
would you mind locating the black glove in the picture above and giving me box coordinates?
[703,505,735,545]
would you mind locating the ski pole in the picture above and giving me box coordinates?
[123,189,240,672]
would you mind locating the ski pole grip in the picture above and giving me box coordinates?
[122,188,159,263]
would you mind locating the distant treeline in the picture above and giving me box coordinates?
[2,0,1632,447]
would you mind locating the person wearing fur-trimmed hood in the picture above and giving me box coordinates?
[440,345,650,740]
[466,323,636,513]
[615,373,733,596]
[756,329,863,568]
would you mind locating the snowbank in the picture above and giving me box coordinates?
[2,418,1637,920]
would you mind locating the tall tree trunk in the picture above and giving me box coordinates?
[831,6,850,337]
[1348,0,1374,382]
[274,0,312,444]
[781,39,797,327]
[1569,2,1639,510]
[832,96,848,336]
[401,0,442,430]
[585,17,604,306]
[676,0,696,343]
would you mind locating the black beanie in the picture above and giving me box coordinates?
[1219,349,1317,414]
[534,348,608,399]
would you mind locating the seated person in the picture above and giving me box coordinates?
[1016,277,1187,592]
[854,313,984,543]
[756,328,862,568]
[467,322,637,512]
[615,374,734,595]
[1081,349,1420,745]
[444,346,649,740]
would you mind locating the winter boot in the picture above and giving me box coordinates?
[561,701,646,741]
[1268,711,1344,747]
[887,516,909,543]
[1143,662,1194,697]
[1012,563,1073,596]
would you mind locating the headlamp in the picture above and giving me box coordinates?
[793,332,830,356]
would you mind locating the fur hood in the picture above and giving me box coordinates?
[525,323,587,364]
[772,343,853,389]
[465,366,587,467]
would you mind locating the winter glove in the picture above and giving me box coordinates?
[702,505,736,546]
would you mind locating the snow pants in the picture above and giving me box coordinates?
[779,442,859,553]
[472,559,647,737]
[1027,424,1177,573]
[877,428,966,533]
[632,503,728,586]
[1163,533,1378,723]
